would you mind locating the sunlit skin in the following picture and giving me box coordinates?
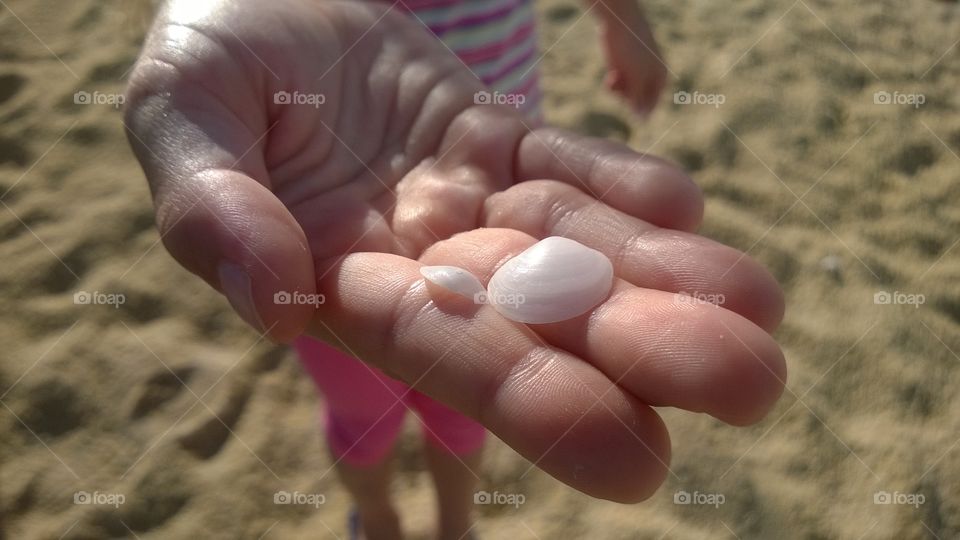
[125,0,785,507]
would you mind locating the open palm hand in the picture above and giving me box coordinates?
[125,0,785,502]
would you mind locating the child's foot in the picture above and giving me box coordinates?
[352,504,402,540]
[348,508,362,540]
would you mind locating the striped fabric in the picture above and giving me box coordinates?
[395,0,544,122]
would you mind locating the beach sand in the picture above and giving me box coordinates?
[1,0,958,538]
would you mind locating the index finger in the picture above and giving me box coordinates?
[515,127,704,232]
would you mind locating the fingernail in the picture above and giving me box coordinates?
[217,262,265,332]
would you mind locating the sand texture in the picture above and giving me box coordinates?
[1,0,959,538]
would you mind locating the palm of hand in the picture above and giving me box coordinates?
[126,0,785,502]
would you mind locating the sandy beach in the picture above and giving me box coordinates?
[1,0,958,538]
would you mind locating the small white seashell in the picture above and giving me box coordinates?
[420,265,486,299]
[487,236,614,324]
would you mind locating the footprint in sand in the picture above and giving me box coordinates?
[934,296,960,326]
[89,465,191,536]
[16,376,89,437]
[0,72,26,105]
[36,241,93,294]
[115,288,167,324]
[175,383,251,459]
[0,133,31,167]
[670,146,705,172]
[65,124,108,146]
[0,208,51,242]
[88,57,135,83]
[129,367,195,420]
[888,141,937,176]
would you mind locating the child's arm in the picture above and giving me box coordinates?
[586,0,668,116]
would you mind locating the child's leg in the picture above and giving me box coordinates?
[423,443,483,540]
[409,391,486,540]
[336,457,402,540]
[294,336,410,539]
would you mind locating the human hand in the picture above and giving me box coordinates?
[124,0,784,502]
[596,1,668,116]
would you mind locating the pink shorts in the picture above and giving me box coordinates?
[294,337,486,467]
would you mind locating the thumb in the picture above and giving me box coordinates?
[154,169,316,343]
[124,60,315,343]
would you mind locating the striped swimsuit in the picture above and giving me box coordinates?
[396,0,544,121]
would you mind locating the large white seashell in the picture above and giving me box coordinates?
[487,236,614,324]
[420,265,486,299]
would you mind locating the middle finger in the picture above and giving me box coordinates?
[482,180,785,332]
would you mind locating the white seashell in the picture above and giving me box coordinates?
[420,265,486,299]
[486,236,614,324]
